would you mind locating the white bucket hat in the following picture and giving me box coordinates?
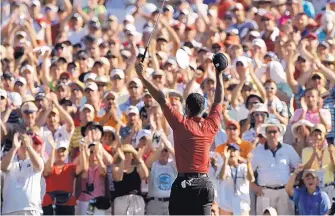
[291,119,314,137]
[260,118,286,137]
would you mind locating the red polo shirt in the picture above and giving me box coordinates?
[163,103,222,173]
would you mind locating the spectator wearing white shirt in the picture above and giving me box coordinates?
[145,135,177,215]
[1,133,44,215]
[217,144,254,215]
[251,119,300,215]
[40,94,75,160]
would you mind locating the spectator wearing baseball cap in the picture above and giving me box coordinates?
[230,3,258,39]
[217,143,254,215]
[119,78,144,114]
[120,106,142,145]
[83,82,102,119]
[69,104,96,161]
[40,95,74,160]
[261,12,280,52]
[14,76,28,97]
[286,168,331,215]
[216,121,253,159]
[302,124,335,202]
[109,69,128,104]
[42,134,87,215]
[99,91,127,130]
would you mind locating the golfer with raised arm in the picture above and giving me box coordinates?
[135,53,226,215]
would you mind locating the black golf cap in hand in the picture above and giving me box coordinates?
[212,53,229,72]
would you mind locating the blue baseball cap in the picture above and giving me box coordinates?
[227,143,240,151]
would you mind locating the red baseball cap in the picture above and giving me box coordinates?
[263,12,275,21]
[305,32,317,40]
[226,121,240,130]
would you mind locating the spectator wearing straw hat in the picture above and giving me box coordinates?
[112,144,149,215]
[291,119,314,156]
[251,118,300,215]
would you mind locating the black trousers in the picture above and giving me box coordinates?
[169,175,214,215]
[43,205,75,215]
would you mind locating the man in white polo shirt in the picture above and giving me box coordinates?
[251,119,300,215]
[1,133,44,215]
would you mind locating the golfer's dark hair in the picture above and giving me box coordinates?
[186,93,205,117]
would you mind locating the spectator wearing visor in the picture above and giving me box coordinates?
[302,124,335,204]
[286,168,331,215]
[217,143,254,215]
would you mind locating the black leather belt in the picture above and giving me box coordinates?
[150,197,170,202]
[263,186,285,190]
[178,173,207,178]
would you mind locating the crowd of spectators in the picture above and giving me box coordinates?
[0,0,335,215]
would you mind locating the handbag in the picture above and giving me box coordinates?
[94,196,111,210]
[47,191,71,204]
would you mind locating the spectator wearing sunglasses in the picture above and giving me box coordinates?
[264,79,289,125]
[216,121,253,160]
[242,103,269,144]
[251,118,300,215]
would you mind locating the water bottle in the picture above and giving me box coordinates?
[86,199,96,215]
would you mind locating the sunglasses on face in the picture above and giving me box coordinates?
[79,57,87,61]
[112,76,122,80]
[266,130,278,135]
[128,86,138,89]
[0,96,5,100]
[227,127,237,131]
[15,82,24,87]
[97,84,106,87]
[261,18,270,22]
[253,113,266,117]
[23,110,34,115]
[312,76,321,80]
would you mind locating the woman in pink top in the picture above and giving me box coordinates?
[290,88,331,131]
[76,143,107,214]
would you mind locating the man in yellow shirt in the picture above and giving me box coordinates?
[215,121,253,159]
[302,124,335,203]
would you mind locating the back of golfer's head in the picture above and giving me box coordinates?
[185,93,205,117]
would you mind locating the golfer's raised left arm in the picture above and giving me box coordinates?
[213,71,224,105]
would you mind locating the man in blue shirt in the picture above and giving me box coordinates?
[285,166,331,215]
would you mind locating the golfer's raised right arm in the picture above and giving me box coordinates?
[135,63,167,108]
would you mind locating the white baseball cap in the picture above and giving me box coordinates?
[56,139,69,150]
[84,73,97,82]
[128,77,143,88]
[80,104,95,112]
[135,129,152,147]
[127,106,139,115]
[0,89,7,99]
[110,69,125,79]
[20,64,34,74]
[84,82,98,91]
[124,15,135,23]
[103,126,115,133]
[15,76,27,85]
